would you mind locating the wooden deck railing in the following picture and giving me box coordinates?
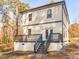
[14,34,42,42]
[50,33,63,42]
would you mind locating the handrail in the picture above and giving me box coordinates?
[45,33,51,45]
[15,34,41,42]
[44,33,52,52]
[34,34,42,52]
[50,33,63,42]
[35,43,41,52]
[15,35,27,42]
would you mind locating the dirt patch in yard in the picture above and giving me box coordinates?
[31,44,79,59]
[31,52,69,59]
[1,44,79,59]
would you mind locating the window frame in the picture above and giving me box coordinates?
[28,13,32,21]
[47,9,52,18]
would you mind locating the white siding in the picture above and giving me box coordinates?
[14,42,35,51]
[23,22,62,34]
[22,5,62,25]
[63,8,69,45]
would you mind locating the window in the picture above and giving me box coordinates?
[47,9,52,18]
[29,13,32,21]
[28,29,31,35]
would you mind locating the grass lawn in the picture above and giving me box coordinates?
[9,56,32,59]
[0,52,33,59]
[0,52,3,56]
[0,51,4,58]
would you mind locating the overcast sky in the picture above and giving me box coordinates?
[21,0,79,24]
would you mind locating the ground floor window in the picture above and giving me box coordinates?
[28,29,31,35]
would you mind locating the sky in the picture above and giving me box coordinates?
[21,0,79,24]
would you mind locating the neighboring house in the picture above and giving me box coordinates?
[14,1,70,53]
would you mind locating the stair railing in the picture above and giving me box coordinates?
[34,34,42,53]
[44,33,52,53]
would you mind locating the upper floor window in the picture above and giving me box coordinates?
[47,9,52,18]
[29,13,32,21]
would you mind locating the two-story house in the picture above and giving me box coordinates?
[14,1,70,53]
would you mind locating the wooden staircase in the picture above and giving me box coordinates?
[34,34,44,53]
[34,33,52,53]
[34,33,63,54]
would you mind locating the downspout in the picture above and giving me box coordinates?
[62,2,64,47]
